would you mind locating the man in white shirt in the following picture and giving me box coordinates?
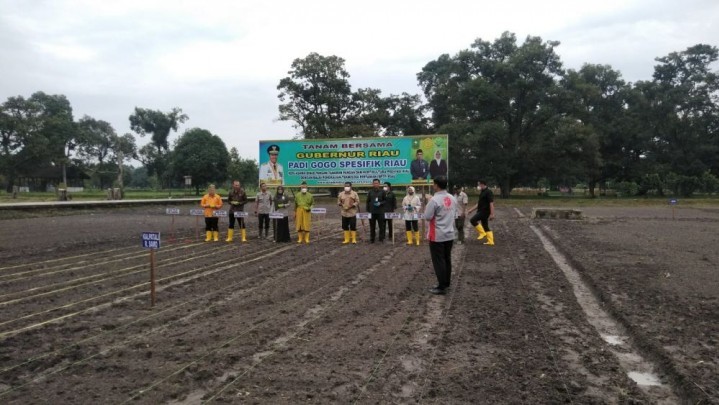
[259,144,284,186]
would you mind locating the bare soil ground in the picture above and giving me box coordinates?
[0,203,716,404]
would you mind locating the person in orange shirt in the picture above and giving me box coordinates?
[200,184,223,241]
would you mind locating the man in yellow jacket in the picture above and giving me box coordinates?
[200,184,223,242]
[294,181,314,244]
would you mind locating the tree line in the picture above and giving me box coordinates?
[2,31,717,197]
[277,32,719,197]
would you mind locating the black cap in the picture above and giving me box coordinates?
[267,144,280,155]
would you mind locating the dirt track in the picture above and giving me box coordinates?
[0,203,716,404]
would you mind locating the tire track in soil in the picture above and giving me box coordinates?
[0,229,372,398]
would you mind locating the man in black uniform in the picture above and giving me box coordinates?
[383,181,397,241]
[366,178,386,243]
[226,180,249,242]
[468,179,495,245]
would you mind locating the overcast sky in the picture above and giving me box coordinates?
[1,0,717,162]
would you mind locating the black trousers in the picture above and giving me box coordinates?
[429,240,453,289]
[369,214,385,241]
[204,217,219,232]
[274,217,290,242]
[405,220,418,232]
[341,216,357,231]
[258,214,270,232]
[470,212,490,232]
[228,215,245,229]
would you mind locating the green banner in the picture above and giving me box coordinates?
[258,135,448,187]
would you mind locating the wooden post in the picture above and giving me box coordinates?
[150,249,156,307]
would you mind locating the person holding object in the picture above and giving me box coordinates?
[402,186,422,245]
[383,182,397,242]
[294,181,314,244]
[453,185,469,244]
[424,176,457,295]
[467,179,495,245]
[273,186,291,242]
[338,181,360,244]
[365,178,386,243]
[254,182,273,239]
[200,184,223,242]
[226,180,248,242]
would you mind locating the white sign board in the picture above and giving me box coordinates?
[356,213,371,220]
[311,207,327,214]
[384,212,403,220]
[165,208,181,215]
[141,232,161,249]
[189,209,205,216]
[269,212,286,219]
[233,211,249,218]
[213,210,228,217]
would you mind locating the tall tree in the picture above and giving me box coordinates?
[649,44,719,195]
[561,64,632,196]
[0,96,43,192]
[227,147,259,188]
[129,107,188,187]
[28,92,76,185]
[169,128,229,195]
[418,32,565,197]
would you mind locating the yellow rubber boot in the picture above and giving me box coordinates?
[225,229,234,242]
[351,231,357,244]
[483,231,494,245]
[406,231,413,245]
[297,232,304,243]
[241,229,247,242]
[304,232,310,244]
[205,231,212,242]
[213,231,219,242]
[342,230,350,244]
[414,231,420,246]
[475,224,487,240]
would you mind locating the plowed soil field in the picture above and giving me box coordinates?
[0,202,716,404]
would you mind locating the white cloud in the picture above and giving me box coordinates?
[1,0,717,162]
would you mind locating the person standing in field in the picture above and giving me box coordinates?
[453,185,469,244]
[254,182,273,239]
[365,178,386,243]
[294,181,314,244]
[273,185,291,243]
[402,186,422,245]
[467,179,495,245]
[226,180,248,243]
[338,181,360,244]
[423,175,457,295]
[383,182,397,242]
[200,184,223,242]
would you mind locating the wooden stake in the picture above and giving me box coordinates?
[150,249,156,307]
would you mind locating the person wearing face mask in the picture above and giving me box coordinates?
[402,186,422,245]
[429,150,448,179]
[294,181,314,244]
[423,175,458,295]
[382,182,397,241]
[273,186,291,242]
[467,179,495,245]
[365,178,387,243]
[337,181,360,244]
